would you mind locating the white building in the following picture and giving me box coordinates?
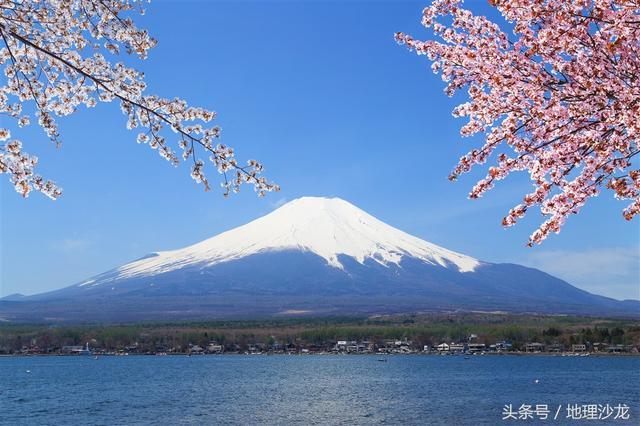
[436,343,450,352]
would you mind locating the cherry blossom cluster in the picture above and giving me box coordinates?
[1,0,278,199]
[0,129,61,199]
[396,0,639,245]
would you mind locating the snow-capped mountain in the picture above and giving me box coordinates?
[1,197,638,322]
[84,196,480,286]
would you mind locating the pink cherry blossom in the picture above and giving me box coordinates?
[397,0,639,245]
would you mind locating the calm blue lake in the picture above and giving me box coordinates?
[1,355,638,425]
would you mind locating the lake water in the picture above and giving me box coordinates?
[1,355,638,425]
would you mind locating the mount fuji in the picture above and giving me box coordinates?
[1,197,637,322]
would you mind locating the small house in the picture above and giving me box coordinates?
[571,344,587,352]
[525,342,545,352]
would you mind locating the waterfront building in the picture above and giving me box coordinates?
[525,343,545,353]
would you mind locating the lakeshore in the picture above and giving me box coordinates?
[2,350,639,357]
[2,313,638,357]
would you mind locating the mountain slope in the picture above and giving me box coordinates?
[1,197,637,322]
[87,196,481,284]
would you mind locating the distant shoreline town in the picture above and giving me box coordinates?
[1,313,638,358]
[2,338,638,357]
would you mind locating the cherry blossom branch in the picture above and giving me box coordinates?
[0,0,279,199]
[397,0,639,245]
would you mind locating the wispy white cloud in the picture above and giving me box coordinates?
[51,238,92,253]
[520,247,640,301]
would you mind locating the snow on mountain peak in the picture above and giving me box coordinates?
[102,196,481,283]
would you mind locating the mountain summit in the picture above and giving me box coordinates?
[2,197,637,322]
[97,196,480,286]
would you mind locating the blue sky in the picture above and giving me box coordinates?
[1,0,638,300]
